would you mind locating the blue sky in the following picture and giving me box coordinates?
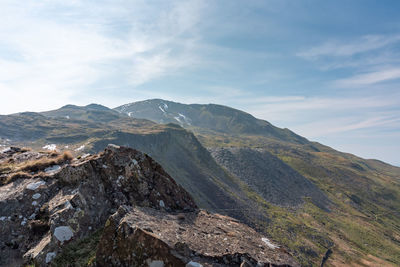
[0,0,399,165]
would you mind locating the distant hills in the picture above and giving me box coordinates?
[0,99,399,266]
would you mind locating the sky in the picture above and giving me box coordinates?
[0,0,399,166]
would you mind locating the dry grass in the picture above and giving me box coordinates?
[19,151,73,173]
[0,171,31,185]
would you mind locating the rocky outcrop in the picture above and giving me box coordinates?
[0,145,298,266]
[96,206,299,267]
[0,145,196,266]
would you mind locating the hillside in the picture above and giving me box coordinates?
[0,145,298,266]
[1,101,399,266]
[116,99,400,267]
[0,107,275,229]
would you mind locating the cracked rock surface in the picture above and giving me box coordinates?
[96,206,299,267]
[0,145,196,266]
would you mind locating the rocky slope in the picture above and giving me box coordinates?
[0,145,297,267]
[209,147,329,208]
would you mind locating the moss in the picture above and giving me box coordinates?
[51,228,103,267]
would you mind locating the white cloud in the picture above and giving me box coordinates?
[0,0,205,114]
[292,115,400,138]
[335,68,400,86]
[297,34,400,59]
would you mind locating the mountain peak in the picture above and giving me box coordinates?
[85,103,111,111]
[114,99,308,144]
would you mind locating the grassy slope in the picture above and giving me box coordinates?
[197,131,400,266]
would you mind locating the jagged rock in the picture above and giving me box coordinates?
[0,145,196,266]
[0,145,298,266]
[96,206,299,267]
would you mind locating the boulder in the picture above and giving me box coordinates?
[96,206,299,267]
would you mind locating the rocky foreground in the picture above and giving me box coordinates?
[0,145,298,266]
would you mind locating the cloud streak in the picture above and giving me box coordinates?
[297,34,400,59]
[335,68,400,86]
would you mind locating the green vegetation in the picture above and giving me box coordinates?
[198,132,400,266]
[51,229,103,267]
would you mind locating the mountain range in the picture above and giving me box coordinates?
[1,99,399,266]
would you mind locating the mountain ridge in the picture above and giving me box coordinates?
[115,99,309,145]
[1,100,399,266]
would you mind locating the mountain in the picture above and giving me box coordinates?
[41,104,123,123]
[115,99,308,144]
[116,99,400,267]
[0,106,277,229]
[1,101,400,266]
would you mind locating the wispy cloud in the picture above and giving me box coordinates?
[334,68,400,86]
[297,34,400,59]
[0,0,205,114]
[293,115,400,138]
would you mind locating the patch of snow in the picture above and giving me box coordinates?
[54,226,74,243]
[102,164,108,169]
[81,153,90,159]
[21,218,27,226]
[29,213,36,219]
[75,145,85,151]
[32,193,41,200]
[186,261,203,267]
[44,165,61,174]
[127,112,134,117]
[32,201,38,206]
[26,180,46,190]
[46,252,57,264]
[0,216,6,221]
[43,144,57,150]
[158,105,166,113]
[174,116,183,124]
[159,200,165,208]
[261,237,279,249]
[174,113,191,125]
[65,115,70,119]
[1,147,11,153]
